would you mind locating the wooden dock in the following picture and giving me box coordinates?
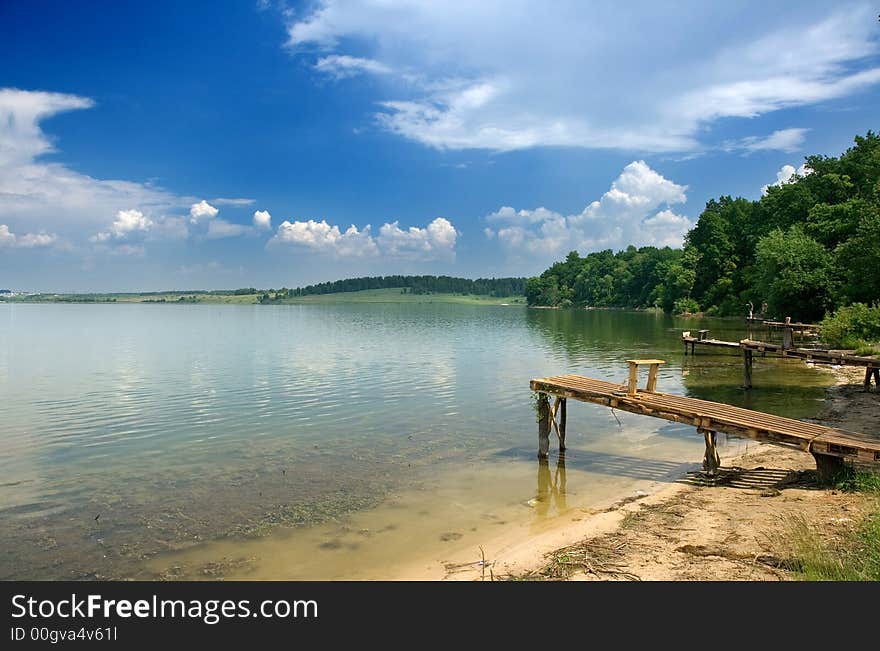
[530,364,880,480]
[682,330,880,389]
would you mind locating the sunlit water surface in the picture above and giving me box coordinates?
[0,304,832,579]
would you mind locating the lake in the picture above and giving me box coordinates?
[0,303,833,579]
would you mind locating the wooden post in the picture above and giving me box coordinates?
[537,394,550,459]
[699,427,720,475]
[782,326,793,350]
[558,398,567,451]
[646,363,660,392]
[742,347,753,390]
[627,362,638,396]
[812,453,845,484]
[867,367,880,391]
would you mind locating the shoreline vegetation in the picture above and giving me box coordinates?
[523,132,880,353]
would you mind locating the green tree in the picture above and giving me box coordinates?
[755,226,835,321]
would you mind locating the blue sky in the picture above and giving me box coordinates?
[1,0,878,292]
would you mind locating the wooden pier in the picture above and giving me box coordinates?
[530,362,880,480]
[682,330,880,389]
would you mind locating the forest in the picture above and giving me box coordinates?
[286,275,527,298]
[526,132,880,324]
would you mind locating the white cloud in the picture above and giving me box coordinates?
[315,55,393,79]
[0,224,15,246]
[0,88,188,241]
[377,217,457,260]
[111,209,154,237]
[270,216,457,260]
[91,208,154,243]
[727,128,810,153]
[761,163,813,194]
[253,210,272,229]
[284,2,880,152]
[0,224,59,248]
[91,208,191,246]
[271,219,378,257]
[488,161,691,259]
[206,219,250,239]
[212,197,255,206]
[189,200,219,223]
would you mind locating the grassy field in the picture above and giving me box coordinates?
[279,288,524,305]
[3,289,525,306]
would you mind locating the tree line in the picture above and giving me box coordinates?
[527,131,880,322]
[285,275,527,298]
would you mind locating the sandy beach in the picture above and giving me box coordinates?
[427,366,879,581]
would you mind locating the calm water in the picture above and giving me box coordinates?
[0,304,833,579]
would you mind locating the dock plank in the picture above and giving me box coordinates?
[530,374,880,463]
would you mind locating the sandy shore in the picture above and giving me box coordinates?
[433,366,879,581]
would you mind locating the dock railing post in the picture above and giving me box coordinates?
[646,363,661,392]
[627,362,638,396]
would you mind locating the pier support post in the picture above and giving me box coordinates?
[742,348,753,390]
[537,394,551,459]
[558,398,567,451]
[699,427,720,475]
[812,453,845,484]
[782,327,793,351]
[865,367,880,391]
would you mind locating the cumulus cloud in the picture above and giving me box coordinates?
[315,55,393,79]
[377,217,457,260]
[761,163,813,194]
[0,224,13,246]
[0,224,59,248]
[253,210,272,230]
[485,161,691,259]
[0,88,188,241]
[91,208,153,242]
[111,209,154,237]
[189,200,219,223]
[270,216,457,260]
[272,219,379,257]
[284,2,880,152]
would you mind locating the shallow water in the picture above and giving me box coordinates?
[0,304,832,579]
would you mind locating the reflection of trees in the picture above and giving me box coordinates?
[523,308,679,366]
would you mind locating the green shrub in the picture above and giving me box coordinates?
[673,297,700,315]
[820,303,880,349]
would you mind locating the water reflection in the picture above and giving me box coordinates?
[0,303,835,579]
[534,455,567,517]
